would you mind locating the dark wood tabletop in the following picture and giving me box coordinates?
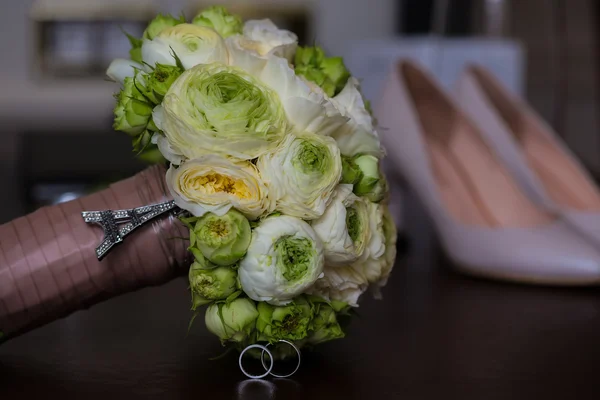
[2,194,600,399]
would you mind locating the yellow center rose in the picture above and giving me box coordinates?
[166,155,274,219]
[184,173,252,199]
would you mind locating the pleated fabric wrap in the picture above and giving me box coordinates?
[0,165,190,339]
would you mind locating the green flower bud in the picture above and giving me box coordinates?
[137,147,166,164]
[294,46,350,97]
[143,14,185,40]
[341,156,363,185]
[205,298,258,343]
[124,32,143,63]
[113,76,153,136]
[194,209,251,266]
[294,47,315,66]
[143,63,184,104]
[256,296,314,342]
[189,262,238,309]
[192,6,243,38]
[353,154,386,202]
[306,304,345,345]
[321,57,350,93]
[130,46,143,64]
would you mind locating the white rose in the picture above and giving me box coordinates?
[257,132,342,220]
[166,155,273,220]
[311,184,371,265]
[306,264,368,307]
[239,215,325,306]
[227,19,297,64]
[330,77,383,157]
[353,202,397,289]
[142,24,229,70]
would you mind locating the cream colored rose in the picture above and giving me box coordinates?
[166,155,273,220]
[227,19,297,65]
[306,264,368,307]
[257,132,343,220]
[142,24,229,70]
[353,202,397,291]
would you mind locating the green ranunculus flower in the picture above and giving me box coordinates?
[143,63,184,104]
[306,304,345,346]
[341,156,363,185]
[193,209,251,266]
[192,6,243,38]
[113,76,153,136]
[158,63,289,160]
[353,154,386,202]
[256,296,314,342]
[143,13,185,41]
[294,46,350,97]
[189,261,238,309]
[205,298,258,343]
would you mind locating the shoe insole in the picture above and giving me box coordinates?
[470,67,600,212]
[520,121,600,212]
[425,118,554,228]
[404,64,554,228]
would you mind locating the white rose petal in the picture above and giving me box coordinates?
[331,77,383,157]
[306,264,368,307]
[353,202,397,290]
[106,59,145,86]
[242,19,298,62]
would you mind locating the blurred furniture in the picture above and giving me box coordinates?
[2,193,600,399]
[31,0,156,80]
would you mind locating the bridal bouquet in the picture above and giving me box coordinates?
[107,6,397,363]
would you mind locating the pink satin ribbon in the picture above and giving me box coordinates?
[0,165,190,338]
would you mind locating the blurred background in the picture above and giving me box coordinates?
[0,0,598,225]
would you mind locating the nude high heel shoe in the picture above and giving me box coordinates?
[455,66,600,247]
[375,61,600,285]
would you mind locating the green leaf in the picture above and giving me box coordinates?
[189,229,196,247]
[225,290,242,305]
[187,311,200,336]
[122,29,143,48]
[208,345,235,361]
[170,47,185,71]
[179,215,199,230]
[189,247,206,263]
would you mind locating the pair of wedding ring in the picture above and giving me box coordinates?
[238,340,301,379]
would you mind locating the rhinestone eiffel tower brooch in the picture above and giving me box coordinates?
[82,201,180,260]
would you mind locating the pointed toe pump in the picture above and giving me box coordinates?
[375,61,600,285]
[455,65,600,247]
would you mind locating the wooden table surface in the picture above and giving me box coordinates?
[2,195,600,399]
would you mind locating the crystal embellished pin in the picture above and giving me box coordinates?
[82,200,179,260]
